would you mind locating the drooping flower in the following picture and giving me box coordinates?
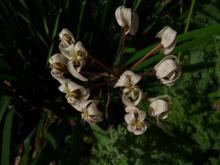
[115,6,139,35]
[73,100,103,124]
[58,80,90,105]
[114,70,143,106]
[154,55,181,86]
[156,26,177,54]
[59,40,88,81]
[148,95,171,120]
[59,28,75,46]
[124,105,147,135]
[49,53,67,84]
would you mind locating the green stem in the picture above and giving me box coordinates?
[184,0,196,33]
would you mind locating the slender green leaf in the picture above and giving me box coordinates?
[1,110,14,165]
[76,1,87,39]
[45,41,55,69]
[19,0,29,11]
[0,96,10,124]
[52,9,61,39]
[43,16,49,36]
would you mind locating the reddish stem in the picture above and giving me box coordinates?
[131,44,162,70]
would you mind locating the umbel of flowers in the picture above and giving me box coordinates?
[49,6,181,135]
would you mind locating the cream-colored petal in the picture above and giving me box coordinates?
[124,70,141,85]
[124,112,136,125]
[75,41,88,57]
[148,95,171,119]
[132,122,147,135]
[51,70,68,84]
[148,95,171,103]
[59,28,75,44]
[58,82,67,93]
[154,55,181,85]
[156,26,177,48]
[87,101,101,116]
[127,124,136,133]
[115,6,131,28]
[122,87,142,106]
[127,12,139,35]
[67,60,88,81]
[114,75,129,88]
[149,99,168,117]
[72,100,93,112]
[59,43,76,60]
[49,53,67,65]
[133,88,143,105]
[114,70,141,88]
[137,110,146,122]
[124,102,138,113]
[122,93,134,107]
[160,68,182,86]
[67,81,83,91]
[163,39,176,55]
[155,59,178,79]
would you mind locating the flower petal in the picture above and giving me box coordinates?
[156,26,177,48]
[49,53,67,65]
[74,41,87,57]
[59,43,76,60]
[148,95,171,119]
[114,70,141,88]
[67,60,88,81]
[115,6,131,28]
[154,59,178,79]
[58,82,68,93]
[127,12,139,35]
[137,110,146,122]
[125,104,139,113]
[51,70,68,84]
[163,39,176,55]
[87,101,101,116]
[154,55,181,86]
[149,99,168,117]
[124,112,136,125]
[122,87,142,106]
[132,122,147,135]
[59,28,75,44]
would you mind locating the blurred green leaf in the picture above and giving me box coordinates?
[1,110,14,165]
[0,96,10,124]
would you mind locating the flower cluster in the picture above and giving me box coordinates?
[114,71,147,135]
[113,6,181,135]
[49,6,181,135]
[49,29,103,124]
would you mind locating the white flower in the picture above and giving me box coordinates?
[154,55,181,86]
[156,26,177,54]
[124,106,147,135]
[59,28,75,46]
[59,41,88,81]
[114,70,143,106]
[115,6,139,35]
[148,95,171,119]
[58,80,90,105]
[74,100,103,124]
[49,53,67,84]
